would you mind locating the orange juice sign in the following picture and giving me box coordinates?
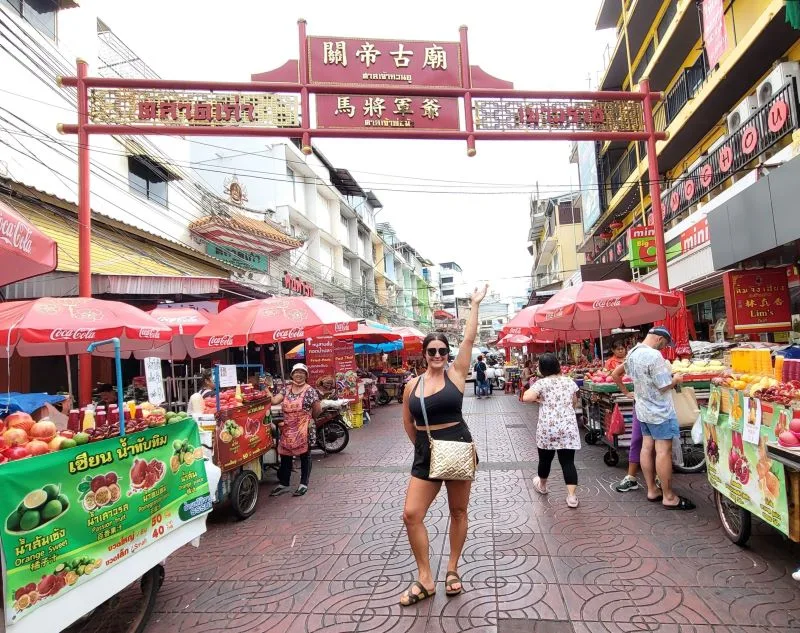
[723,268,791,335]
[214,399,273,472]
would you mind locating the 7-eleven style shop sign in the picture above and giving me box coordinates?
[57,21,670,404]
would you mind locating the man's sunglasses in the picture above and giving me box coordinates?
[426,347,449,357]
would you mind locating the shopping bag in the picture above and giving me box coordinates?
[672,387,700,428]
[691,414,703,444]
[605,404,625,443]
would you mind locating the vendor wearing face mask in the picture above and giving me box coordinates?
[268,363,321,497]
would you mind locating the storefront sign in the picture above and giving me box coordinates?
[316,95,460,130]
[628,219,708,269]
[217,365,238,388]
[305,336,335,386]
[89,89,299,127]
[333,338,358,398]
[662,82,798,222]
[213,400,273,472]
[308,37,462,88]
[577,142,602,232]
[0,420,211,626]
[703,392,789,536]
[722,268,792,334]
[474,99,644,133]
[282,271,314,297]
[702,0,728,69]
[205,242,268,272]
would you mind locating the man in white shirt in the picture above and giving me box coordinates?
[485,364,497,396]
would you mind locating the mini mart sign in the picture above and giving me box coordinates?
[629,218,709,269]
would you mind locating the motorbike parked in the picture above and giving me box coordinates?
[315,399,351,453]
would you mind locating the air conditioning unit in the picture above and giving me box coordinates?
[726,95,758,134]
[757,61,800,106]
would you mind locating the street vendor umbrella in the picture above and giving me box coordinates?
[194,296,358,349]
[502,305,610,342]
[285,342,305,359]
[0,199,58,286]
[132,307,216,360]
[355,340,404,354]
[0,297,172,357]
[534,280,681,331]
[344,323,403,344]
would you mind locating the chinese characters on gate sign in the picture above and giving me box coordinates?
[309,37,462,88]
[317,95,459,130]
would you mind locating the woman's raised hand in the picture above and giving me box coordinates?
[471,284,489,305]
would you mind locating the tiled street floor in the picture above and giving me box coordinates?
[149,393,800,633]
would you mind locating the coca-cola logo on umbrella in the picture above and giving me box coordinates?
[49,328,97,341]
[207,334,234,347]
[138,328,163,339]
[274,327,305,341]
[0,210,33,254]
[591,297,622,309]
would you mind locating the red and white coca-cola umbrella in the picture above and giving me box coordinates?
[533,280,681,331]
[0,199,58,286]
[0,297,172,357]
[132,307,216,360]
[502,305,609,341]
[194,296,358,350]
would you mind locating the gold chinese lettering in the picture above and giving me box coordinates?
[745,300,755,308]
[323,41,347,67]
[421,98,441,120]
[335,96,356,118]
[390,43,414,68]
[356,42,381,67]
[422,44,447,70]
[393,98,413,115]
[363,97,386,118]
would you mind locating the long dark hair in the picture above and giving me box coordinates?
[538,353,561,377]
[421,332,449,367]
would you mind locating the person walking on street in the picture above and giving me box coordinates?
[398,285,487,606]
[474,355,488,399]
[269,363,321,498]
[523,353,581,508]
[485,362,496,397]
[611,327,695,510]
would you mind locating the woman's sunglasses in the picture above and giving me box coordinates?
[426,347,449,357]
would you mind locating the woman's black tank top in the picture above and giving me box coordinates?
[408,372,464,426]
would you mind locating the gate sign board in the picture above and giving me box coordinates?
[316,94,460,130]
[474,99,644,133]
[308,37,462,87]
[723,268,792,335]
[89,90,299,128]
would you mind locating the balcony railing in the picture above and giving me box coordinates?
[607,141,646,200]
[656,55,708,132]
[660,80,799,223]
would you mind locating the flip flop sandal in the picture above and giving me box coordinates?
[647,495,663,503]
[400,581,435,606]
[293,485,308,497]
[445,571,463,596]
[664,496,695,511]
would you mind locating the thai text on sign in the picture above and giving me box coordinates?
[473,99,644,133]
[308,37,462,87]
[89,89,299,127]
[316,95,459,130]
[723,268,792,334]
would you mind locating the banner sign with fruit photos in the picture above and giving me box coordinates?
[703,390,789,536]
[213,398,273,472]
[0,418,211,626]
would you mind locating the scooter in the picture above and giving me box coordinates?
[315,400,351,454]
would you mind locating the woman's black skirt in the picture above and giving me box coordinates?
[411,422,476,481]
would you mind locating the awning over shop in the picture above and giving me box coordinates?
[190,212,302,255]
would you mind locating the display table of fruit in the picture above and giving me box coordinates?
[582,369,633,393]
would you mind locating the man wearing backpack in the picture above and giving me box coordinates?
[474,355,488,399]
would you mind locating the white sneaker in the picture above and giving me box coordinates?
[533,476,548,495]
[566,495,579,508]
[792,568,800,582]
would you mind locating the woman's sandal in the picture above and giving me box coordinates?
[399,581,435,606]
[664,496,696,511]
[445,571,463,597]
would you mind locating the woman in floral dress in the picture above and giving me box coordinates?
[523,353,581,508]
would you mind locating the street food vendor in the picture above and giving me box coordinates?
[188,369,215,415]
[268,363,321,498]
[605,340,628,371]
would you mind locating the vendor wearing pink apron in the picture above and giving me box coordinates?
[269,363,321,497]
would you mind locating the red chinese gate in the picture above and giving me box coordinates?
[57,21,670,403]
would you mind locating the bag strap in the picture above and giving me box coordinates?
[418,376,433,443]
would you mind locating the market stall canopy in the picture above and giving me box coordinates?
[534,280,681,331]
[0,198,57,285]
[355,340,404,354]
[285,342,305,359]
[132,307,216,360]
[0,297,172,357]
[502,305,610,341]
[392,326,426,341]
[342,323,403,344]
[498,333,533,345]
[194,296,358,348]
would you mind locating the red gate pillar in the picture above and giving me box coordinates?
[77,59,92,405]
[639,79,669,291]
[297,19,312,155]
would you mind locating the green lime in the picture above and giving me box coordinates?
[43,484,60,501]
[6,512,20,532]
[74,432,89,445]
[19,510,41,532]
[57,494,70,510]
[41,500,63,521]
[61,439,76,449]
[172,439,183,452]
[23,490,48,510]
[16,502,26,517]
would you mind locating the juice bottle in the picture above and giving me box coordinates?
[128,400,137,421]
[235,384,243,403]
[81,406,96,431]
[135,405,144,421]
[95,406,107,427]
[68,409,81,433]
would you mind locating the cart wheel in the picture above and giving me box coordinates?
[673,430,707,474]
[585,431,598,445]
[231,470,259,520]
[603,451,619,467]
[377,391,391,406]
[715,489,751,545]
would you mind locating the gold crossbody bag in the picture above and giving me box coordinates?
[419,376,477,481]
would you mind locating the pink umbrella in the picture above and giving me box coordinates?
[340,323,402,344]
[133,307,215,359]
[534,280,680,331]
[503,305,609,341]
[0,199,58,285]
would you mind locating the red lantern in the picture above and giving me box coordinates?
[609,221,623,230]
[599,231,612,240]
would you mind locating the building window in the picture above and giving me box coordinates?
[441,276,454,285]
[286,165,297,201]
[128,156,168,207]
[656,0,678,44]
[442,289,454,296]
[3,0,57,40]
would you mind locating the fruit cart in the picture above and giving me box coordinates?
[702,384,800,547]
[0,337,214,633]
[197,364,278,520]
[375,372,408,405]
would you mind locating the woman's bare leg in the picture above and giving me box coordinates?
[401,476,442,604]
[444,479,473,592]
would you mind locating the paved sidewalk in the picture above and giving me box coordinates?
[150,393,800,633]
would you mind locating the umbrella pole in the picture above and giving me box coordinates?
[599,328,605,363]
[170,355,176,410]
[65,354,73,402]
[278,342,285,382]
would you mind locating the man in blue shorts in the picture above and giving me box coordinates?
[612,327,695,511]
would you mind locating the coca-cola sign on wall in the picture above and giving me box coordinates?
[273,327,305,341]
[49,328,97,341]
[207,334,234,347]
[591,297,622,309]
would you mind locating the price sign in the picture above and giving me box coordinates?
[143,357,165,405]
[742,397,762,445]
[218,365,238,388]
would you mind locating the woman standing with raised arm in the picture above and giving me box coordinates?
[398,285,488,607]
